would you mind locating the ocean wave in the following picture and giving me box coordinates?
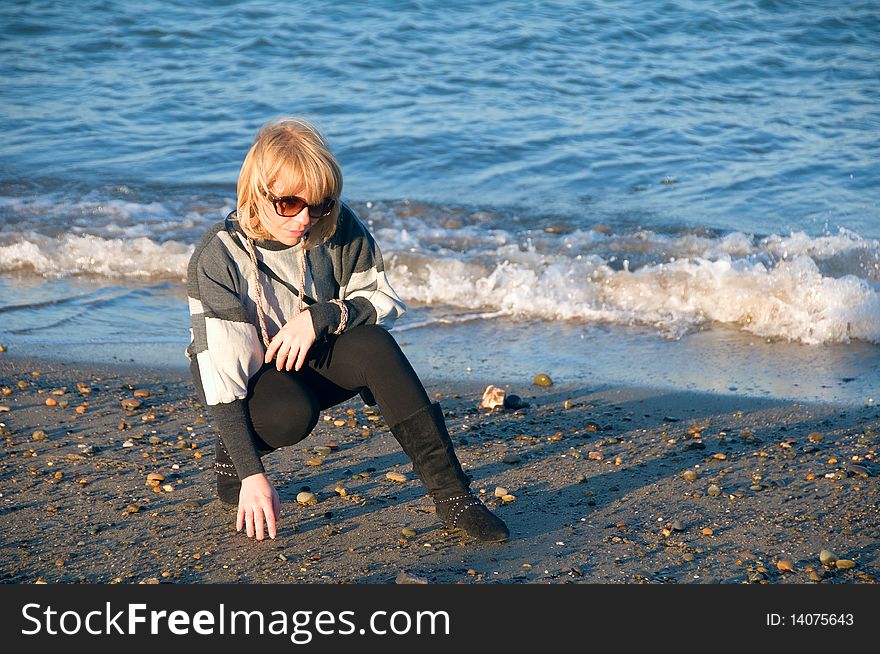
[383,221,880,345]
[0,232,192,278]
[1,224,879,345]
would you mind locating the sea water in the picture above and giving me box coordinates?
[1,0,878,403]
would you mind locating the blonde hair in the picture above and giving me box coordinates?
[236,117,342,248]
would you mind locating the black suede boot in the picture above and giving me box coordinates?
[390,402,509,542]
[215,439,275,505]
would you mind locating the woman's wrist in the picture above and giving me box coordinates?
[307,301,342,340]
[241,472,268,485]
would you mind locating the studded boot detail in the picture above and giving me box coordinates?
[389,402,509,542]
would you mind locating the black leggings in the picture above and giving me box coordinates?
[246,324,430,450]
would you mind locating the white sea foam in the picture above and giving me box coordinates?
[389,239,880,345]
[0,233,192,278]
[1,222,879,344]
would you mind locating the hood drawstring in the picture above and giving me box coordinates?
[244,236,307,351]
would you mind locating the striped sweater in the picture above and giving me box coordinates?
[185,202,406,479]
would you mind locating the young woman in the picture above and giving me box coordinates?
[185,117,509,543]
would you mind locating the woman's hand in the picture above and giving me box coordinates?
[265,311,316,372]
[236,473,281,540]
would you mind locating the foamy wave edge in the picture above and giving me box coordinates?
[0,233,192,278]
[390,252,880,346]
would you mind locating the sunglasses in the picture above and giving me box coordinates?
[260,187,336,219]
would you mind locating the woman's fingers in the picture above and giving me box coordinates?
[265,335,281,365]
[275,341,292,371]
[294,343,308,372]
[245,508,255,538]
[254,507,265,541]
[273,492,282,522]
[264,501,277,540]
[236,506,245,533]
[285,342,301,372]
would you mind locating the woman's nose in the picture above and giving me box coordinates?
[290,207,310,228]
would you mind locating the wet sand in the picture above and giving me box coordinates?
[0,355,877,584]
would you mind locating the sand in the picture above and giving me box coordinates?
[0,354,877,584]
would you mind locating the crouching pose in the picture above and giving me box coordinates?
[185,117,508,543]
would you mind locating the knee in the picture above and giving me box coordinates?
[247,368,320,449]
[344,324,400,361]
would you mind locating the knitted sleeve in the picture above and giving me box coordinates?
[307,204,406,339]
[186,227,266,479]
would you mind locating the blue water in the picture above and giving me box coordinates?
[2,0,877,234]
[1,0,879,403]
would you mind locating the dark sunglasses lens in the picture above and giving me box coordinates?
[276,197,308,216]
[309,198,335,218]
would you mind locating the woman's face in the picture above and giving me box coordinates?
[257,181,312,246]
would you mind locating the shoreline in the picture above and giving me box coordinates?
[0,354,877,584]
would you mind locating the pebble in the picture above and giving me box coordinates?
[76,383,91,394]
[480,385,506,409]
[504,394,524,410]
[835,559,856,570]
[0,405,9,412]
[681,470,698,481]
[777,560,793,572]
[313,446,332,457]
[148,436,163,445]
[707,484,721,496]
[583,422,601,432]
[494,486,508,498]
[32,430,47,441]
[671,520,684,531]
[533,373,553,387]
[121,399,142,411]
[333,419,346,427]
[395,571,428,585]
[305,458,323,466]
[1,387,12,396]
[146,473,165,482]
[501,494,516,502]
[563,400,573,409]
[334,486,347,497]
[161,484,173,492]
[401,528,417,537]
[296,491,317,505]
[502,454,521,465]
[701,528,714,536]
[45,398,58,407]
[0,344,6,353]
[808,571,822,582]
[125,504,140,514]
[133,389,151,398]
[819,550,838,565]
[385,472,407,483]
[807,432,823,443]
[683,553,695,562]
[846,464,871,478]
[749,484,763,491]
